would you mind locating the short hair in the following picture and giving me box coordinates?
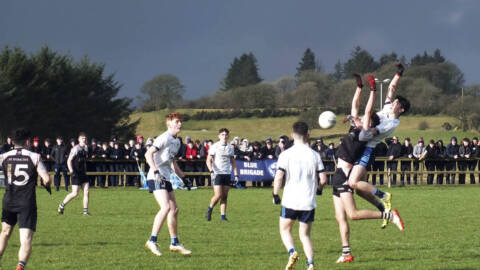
[395,95,410,115]
[78,132,87,138]
[370,112,380,127]
[165,112,183,123]
[12,128,31,145]
[218,128,230,134]
[292,121,309,137]
[462,137,470,143]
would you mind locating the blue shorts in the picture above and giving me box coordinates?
[280,207,315,223]
[214,174,231,186]
[147,179,173,193]
[355,147,375,168]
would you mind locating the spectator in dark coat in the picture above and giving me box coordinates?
[1,136,14,153]
[386,136,402,185]
[324,142,336,184]
[458,137,472,184]
[41,138,53,171]
[400,138,414,185]
[109,142,124,186]
[88,139,101,187]
[424,140,437,185]
[51,136,70,191]
[370,141,388,185]
[131,142,146,187]
[446,136,459,184]
[435,140,447,184]
[471,137,479,183]
[262,137,276,160]
[97,142,111,187]
[29,137,42,154]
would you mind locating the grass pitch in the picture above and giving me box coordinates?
[1,185,479,269]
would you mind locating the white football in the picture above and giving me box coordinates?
[318,111,336,129]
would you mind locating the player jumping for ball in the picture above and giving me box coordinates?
[332,73,405,264]
[347,63,410,229]
[205,128,239,222]
[272,121,327,270]
[144,112,191,257]
[0,129,51,270]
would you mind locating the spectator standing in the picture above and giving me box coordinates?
[184,140,198,187]
[41,138,53,171]
[386,136,402,185]
[29,137,42,154]
[123,142,135,186]
[424,140,437,185]
[435,140,447,184]
[370,141,388,185]
[197,140,209,187]
[262,137,276,187]
[275,137,288,159]
[471,137,479,183]
[251,142,264,187]
[132,142,146,187]
[109,142,124,186]
[176,136,187,172]
[412,138,426,185]
[400,138,413,185]
[98,142,111,187]
[458,138,472,184]
[324,143,336,185]
[1,136,14,153]
[446,137,459,184]
[88,139,100,187]
[51,136,70,191]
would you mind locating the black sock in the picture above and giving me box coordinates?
[376,201,385,212]
[373,187,386,199]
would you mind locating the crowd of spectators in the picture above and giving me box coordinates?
[2,134,479,189]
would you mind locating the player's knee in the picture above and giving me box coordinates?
[1,227,12,238]
[347,211,360,220]
[171,206,179,215]
[347,180,357,190]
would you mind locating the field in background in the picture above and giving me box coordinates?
[0,186,479,269]
[130,110,478,144]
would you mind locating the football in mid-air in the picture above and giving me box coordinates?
[318,111,336,129]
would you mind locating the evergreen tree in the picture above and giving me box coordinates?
[332,60,344,82]
[0,46,136,140]
[296,48,317,76]
[222,53,262,90]
[343,46,379,76]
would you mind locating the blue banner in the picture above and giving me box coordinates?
[232,159,278,182]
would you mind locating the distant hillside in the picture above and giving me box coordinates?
[130,110,478,145]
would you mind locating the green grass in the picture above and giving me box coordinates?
[1,185,480,269]
[131,111,478,145]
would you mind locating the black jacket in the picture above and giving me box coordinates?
[51,144,68,165]
[387,142,402,159]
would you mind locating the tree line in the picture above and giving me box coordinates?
[138,46,480,131]
[0,46,137,141]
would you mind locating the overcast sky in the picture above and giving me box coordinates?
[1,0,479,101]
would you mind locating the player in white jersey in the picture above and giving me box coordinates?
[0,129,51,270]
[347,64,410,228]
[272,121,327,270]
[144,112,191,257]
[58,132,91,215]
[205,128,238,222]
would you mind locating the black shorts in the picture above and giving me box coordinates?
[280,207,315,223]
[71,172,89,186]
[2,208,37,231]
[214,174,232,186]
[332,169,354,197]
[147,179,173,193]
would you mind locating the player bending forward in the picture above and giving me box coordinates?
[347,63,410,228]
[0,129,51,270]
[144,112,191,257]
[205,128,239,222]
[272,121,327,270]
[332,74,404,264]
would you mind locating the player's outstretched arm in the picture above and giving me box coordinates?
[362,76,376,130]
[385,63,404,103]
[350,73,364,119]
